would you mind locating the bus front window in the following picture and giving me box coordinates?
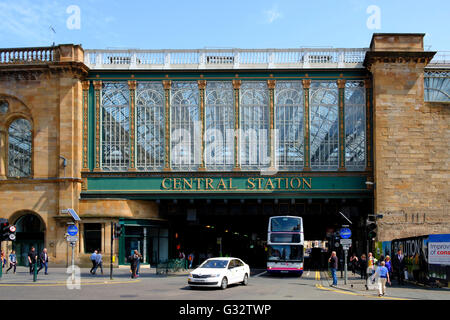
[268,245,304,262]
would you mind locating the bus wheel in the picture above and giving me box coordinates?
[242,274,249,286]
[221,277,228,290]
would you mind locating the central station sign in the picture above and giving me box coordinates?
[83,175,370,197]
[161,177,312,191]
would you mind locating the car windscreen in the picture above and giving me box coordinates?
[199,259,228,268]
[268,245,304,262]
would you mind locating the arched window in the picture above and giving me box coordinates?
[8,118,32,177]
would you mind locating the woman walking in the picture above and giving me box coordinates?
[360,254,368,280]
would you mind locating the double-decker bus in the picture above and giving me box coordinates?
[267,216,304,276]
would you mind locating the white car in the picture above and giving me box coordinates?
[188,257,250,289]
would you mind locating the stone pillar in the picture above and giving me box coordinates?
[0,128,6,179]
[232,79,241,171]
[364,33,437,241]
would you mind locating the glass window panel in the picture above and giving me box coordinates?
[424,71,450,102]
[136,82,165,171]
[170,82,200,171]
[101,82,130,171]
[240,81,270,170]
[345,81,366,170]
[8,118,32,177]
[205,81,234,171]
[84,223,102,254]
[309,81,339,171]
[275,81,304,170]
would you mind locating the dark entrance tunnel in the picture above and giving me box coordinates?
[161,198,371,268]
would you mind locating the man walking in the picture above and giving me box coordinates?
[372,261,391,296]
[90,250,98,275]
[93,250,103,275]
[37,248,49,275]
[6,250,17,274]
[28,247,37,275]
[392,249,405,285]
[328,251,338,287]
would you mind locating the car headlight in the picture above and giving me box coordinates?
[212,274,221,278]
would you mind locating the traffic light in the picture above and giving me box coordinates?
[367,221,377,239]
[0,219,16,241]
[114,223,123,238]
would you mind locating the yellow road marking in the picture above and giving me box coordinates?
[0,279,141,287]
[314,272,409,300]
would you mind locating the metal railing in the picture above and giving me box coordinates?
[84,48,369,70]
[428,51,450,67]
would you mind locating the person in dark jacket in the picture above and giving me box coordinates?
[129,250,140,279]
[37,248,49,275]
[360,254,368,281]
[28,247,37,275]
[392,249,406,285]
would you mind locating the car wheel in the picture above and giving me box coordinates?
[221,277,228,290]
[242,273,248,286]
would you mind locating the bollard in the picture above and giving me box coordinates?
[33,258,38,282]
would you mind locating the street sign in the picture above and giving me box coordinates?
[340,228,352,239]
[66,235,78,242]
[67,225,78,236]
[340,238,352,245]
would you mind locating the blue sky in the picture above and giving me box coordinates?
[0,0,449,51]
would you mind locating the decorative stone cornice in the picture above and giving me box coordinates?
[363,51,436,71]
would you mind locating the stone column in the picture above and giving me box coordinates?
[0,128,6,179]
[163,80,171,171]
[364,33,436,240]
[302,79,311,171]
[232,79,241,171]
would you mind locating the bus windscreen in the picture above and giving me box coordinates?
[270,217,301,232]
[270,233,301,243]
[268,245,304,262]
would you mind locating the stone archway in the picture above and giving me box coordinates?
[11,211,45,266]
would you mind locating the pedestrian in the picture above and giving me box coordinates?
[392,249,405,285]
[28,247,37,274]
[128,250,139,279]
[371,261,391,297]
[188,252,195,269]
[90,250,98,274]
[360,254,368,289]
[37,248,49,275]
[135,250,142,277]
[328,251,338,287]
[0,250,6,269]
[366,252,378,289]
[349,253,359,275]
[385,255,393,283]
[93,250,103,275]
[6,250,17,274]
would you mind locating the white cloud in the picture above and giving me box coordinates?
[264,4,282,24]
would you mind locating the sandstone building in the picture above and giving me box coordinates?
[0,33,448,267]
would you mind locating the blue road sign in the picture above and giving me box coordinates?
[340,228,352,239]
[67,225,78,236]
